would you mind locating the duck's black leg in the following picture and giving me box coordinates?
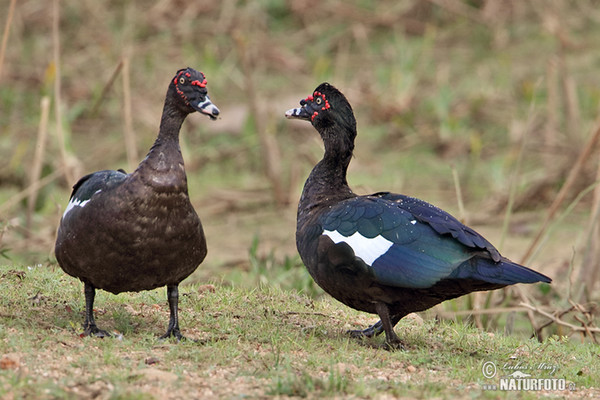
[347,307,405,349]
[159,284,185,341]
[374,303,405,350]
[82,282,110,338]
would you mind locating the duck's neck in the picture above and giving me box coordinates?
[133,101,189,190]
[298,125,356,222]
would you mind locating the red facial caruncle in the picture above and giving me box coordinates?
[191,78,207,88]
[306,91,330,121]
[174,72,189,105]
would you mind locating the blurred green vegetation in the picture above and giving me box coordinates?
[1,0,600,341]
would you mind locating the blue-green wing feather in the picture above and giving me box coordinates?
[319,194,551,289]
[374,192,501,261]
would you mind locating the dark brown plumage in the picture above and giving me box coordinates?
[55,67,219,339]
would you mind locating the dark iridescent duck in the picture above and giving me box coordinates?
[55,67,219,340]
[285,83,551,348]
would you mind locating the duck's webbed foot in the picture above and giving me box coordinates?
[382,334,406,351]
[347,313,404,340]
[348,307,406,350]
[347,320,384,338]
[159,326,186,341]
[376,304,406,351]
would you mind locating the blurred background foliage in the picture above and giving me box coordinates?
[1,0,600,339]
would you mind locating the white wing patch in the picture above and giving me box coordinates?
[62,190,101,218]
[323,229,393,266]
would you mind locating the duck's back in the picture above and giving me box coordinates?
[55,165,206,294]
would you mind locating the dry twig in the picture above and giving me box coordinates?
[520,302,600,340]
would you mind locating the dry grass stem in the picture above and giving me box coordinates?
[564,74,581,142]
[436,306,543,318]
[498,90,540,336]
[578,206,600,302]
[235,32,286,206]
[500,115,534,253]
[0,168,65,217]
[89,60,124,117]
[52,0,74,185]
[577,144,600,301]
[451,165,481,329]
[545,57,559,167]
[26,97,51,234]
[451,165,465,223]
[122,56,138,171]
[521,120,600,264]
[0,0,16,82]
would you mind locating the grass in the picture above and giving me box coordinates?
[0,264,597,399]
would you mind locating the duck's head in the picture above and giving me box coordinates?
[285,82,356,135]
[170,68,220,120]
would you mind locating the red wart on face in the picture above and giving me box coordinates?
[191,79,207,88]
[174,70,207,88]
[307,91,331,121]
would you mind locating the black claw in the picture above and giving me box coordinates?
[159,327,184,341]
[159,329,198,343]
[83,324,111,338]
[382,339,406,351]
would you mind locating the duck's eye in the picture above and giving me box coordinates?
[179,77,186,85]
[315,97,322,105]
